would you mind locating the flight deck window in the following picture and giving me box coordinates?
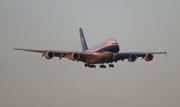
[111,43,117,45]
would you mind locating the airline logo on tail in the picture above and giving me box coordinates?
[81,37,85,46]
[79,28,88,51]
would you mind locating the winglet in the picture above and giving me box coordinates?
[79,28,88,51]
[165,51,167,55]
[13,47,18,51]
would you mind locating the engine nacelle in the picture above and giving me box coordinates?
[70,53,80,61]
[145,54,153,61]
[45,51,54,59]
[128,54,137,62]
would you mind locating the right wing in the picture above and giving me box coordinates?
[13,48,97,62]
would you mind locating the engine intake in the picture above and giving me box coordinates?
[145,54,153,61]
[70,53,80,61]
[128,54,137,62]
[45,51,54,59]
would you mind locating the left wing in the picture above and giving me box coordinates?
[13,48,93,62]
[114,52,167,62]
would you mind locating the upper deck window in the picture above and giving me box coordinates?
[111,43,118,45]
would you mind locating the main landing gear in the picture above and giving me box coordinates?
[84,64,96,68]
[109,64,114,68]
[100,65,106,68]
[99,63,114,68]
[85,63,114,68]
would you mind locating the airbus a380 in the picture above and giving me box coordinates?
[14,28,166,68]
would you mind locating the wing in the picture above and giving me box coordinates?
[114,51,167,62]
[13,48,93,62]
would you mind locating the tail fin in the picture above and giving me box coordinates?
[79,28,88,51]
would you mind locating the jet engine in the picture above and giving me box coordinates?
[45,51,54,59]
[70,53,80,61]
[128,54,137,62]
[144,54,153,61]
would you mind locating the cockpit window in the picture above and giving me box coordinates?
[111,43,117,45]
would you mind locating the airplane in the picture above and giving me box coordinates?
[13,28,167,68]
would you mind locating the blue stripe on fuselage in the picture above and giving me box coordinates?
[95,45,119,53]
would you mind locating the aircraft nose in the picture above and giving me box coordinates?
[116,45,120,52]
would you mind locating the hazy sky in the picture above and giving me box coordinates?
[0,0,180,107]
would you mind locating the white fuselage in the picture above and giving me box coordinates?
[84,39,120,64]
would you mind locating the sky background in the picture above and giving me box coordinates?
[0,0,180,107]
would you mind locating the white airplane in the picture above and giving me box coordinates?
[13,28,167,68]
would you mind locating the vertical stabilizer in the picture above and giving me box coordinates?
[79,28,88,51]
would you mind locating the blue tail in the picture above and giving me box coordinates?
[79,28,88,51]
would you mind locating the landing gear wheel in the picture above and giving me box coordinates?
[109,64,114,68]
[100,65,106,68]
[84,64,88,67]
[86,64,96,68]
[91,65,96,68]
